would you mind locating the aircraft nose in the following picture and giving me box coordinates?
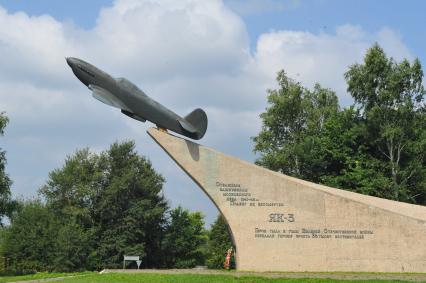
[66,57,77,68]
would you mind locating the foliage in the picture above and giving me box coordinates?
[253,71,340,182]
[206,214,234,269]
[2,201,93,272]
[2,200,59,273]
[1,141,168,272]
[39,141,168,270]
[0,113,14,225]
[163,206,207,268]
[52,218,96,272]
[2,140,216,272]
[344,44,426,203]
[253,44,426,205]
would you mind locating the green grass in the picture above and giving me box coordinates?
[0,271,92,282]
[1,272,423,283]
[61,273,419,283]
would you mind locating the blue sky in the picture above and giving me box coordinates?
[0,0,425,225]
[1,0,425,62]
[240,0,426,61]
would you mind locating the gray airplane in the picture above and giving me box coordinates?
[66,57,208,140]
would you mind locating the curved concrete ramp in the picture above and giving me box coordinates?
[148,128,426,272]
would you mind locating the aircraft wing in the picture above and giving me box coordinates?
[89,84,130,111]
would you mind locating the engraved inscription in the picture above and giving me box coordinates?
[268,213,295,223]
[254,227,375,240]
[216,181,284,207]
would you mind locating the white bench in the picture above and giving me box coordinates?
[123,255,142,269]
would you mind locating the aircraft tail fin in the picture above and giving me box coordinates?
[184,108,208,140]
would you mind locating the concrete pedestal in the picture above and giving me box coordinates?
[148,128,426,272]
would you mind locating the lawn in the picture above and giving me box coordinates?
[1,272,423,283]
[0,272,92,283]
[60,273,423,283]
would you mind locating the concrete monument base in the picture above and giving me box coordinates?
[148,128,426,272]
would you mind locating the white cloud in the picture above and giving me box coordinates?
[377,27,413,61]
[0,0,415,224]
[250,25,413,105]
[0,7,74,86]
[88,0,251,81]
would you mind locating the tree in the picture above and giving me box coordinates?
[2,201,96,273]
[206,214,234,269]
[93,142,168,268]
[345,44,426,203]
[163,206,207,268]
[253,70,340,182]
[52,218,96,272]
[0,113,13,225]
[39,141,168,269]
[2,200,59,273]
[253,44,426,205]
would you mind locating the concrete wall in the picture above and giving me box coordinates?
[148,128,426,272]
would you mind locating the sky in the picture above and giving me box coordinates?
[0,0,425,225]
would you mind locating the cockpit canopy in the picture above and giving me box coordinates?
[115,77,147,96]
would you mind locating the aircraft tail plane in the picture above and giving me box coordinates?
[184,108,208,139]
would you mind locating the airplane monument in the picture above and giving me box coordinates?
[68,58,426,272]
[66,57,207,140]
